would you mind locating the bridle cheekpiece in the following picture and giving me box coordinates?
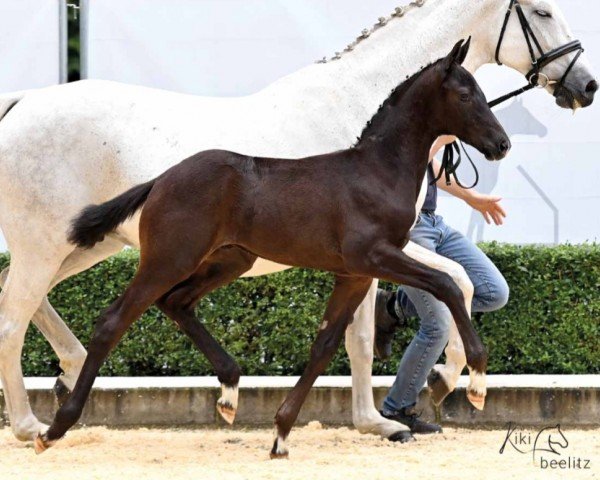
[490,0,584,107]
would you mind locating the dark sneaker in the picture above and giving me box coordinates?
[381,407,443,434]
[374,288,406,360]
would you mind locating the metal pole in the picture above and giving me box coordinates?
[59,0,68,83]
[80,0,89,79]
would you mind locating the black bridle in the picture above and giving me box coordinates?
[434,0,585,189]
[489,0,584,108]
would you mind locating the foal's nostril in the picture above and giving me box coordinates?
[586,79,599,94]
[499,140,510,154]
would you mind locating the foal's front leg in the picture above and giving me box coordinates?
[271,275,375,459]
[352,241,487,408]
[400,241,485,409]
[427,321,469,405]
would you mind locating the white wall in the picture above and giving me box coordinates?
[83,0,401,96]
[0,0,63,92]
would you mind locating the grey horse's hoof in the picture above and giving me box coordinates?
[427,368,451,406]
[388,430,416,443]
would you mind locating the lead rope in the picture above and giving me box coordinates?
[488,84,536,108]
[431,140,480,189]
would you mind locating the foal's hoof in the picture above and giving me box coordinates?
[216,399,237,425]
[269,438,289,459]
[427,368,451,406]
[53,378,71,407]
[269,450,289,460]
[388,430,416,444]
[34,432,56,455]
[216,384,238,425]
[467,391,486,411]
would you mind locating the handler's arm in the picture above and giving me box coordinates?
[429,136,507,226]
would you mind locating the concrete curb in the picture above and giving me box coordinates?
[1,375,598,429]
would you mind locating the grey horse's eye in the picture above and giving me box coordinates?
[535,10,552,18]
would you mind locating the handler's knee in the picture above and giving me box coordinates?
[494,277,510,310]
[434,316,452,347]
[475,275,510,312]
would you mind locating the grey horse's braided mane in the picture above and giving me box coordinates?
[316,0,427,64]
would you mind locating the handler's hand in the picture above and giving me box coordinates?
[437,135,457,145]
[430,135,458,159]
[466,193,507,225]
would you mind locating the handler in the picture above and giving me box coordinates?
[375,135,510,433]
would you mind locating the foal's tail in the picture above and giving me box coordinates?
[68,179,157,249]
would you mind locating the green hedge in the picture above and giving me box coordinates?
[2,243,598,377]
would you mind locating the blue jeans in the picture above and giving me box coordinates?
[382,212,509,413]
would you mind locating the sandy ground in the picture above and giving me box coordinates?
[0,424,598,480]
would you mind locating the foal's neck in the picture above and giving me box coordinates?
[357,69,443,173]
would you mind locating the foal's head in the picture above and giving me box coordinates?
[357,39,510,161]
[433,39,511,161]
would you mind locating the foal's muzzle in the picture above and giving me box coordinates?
[484,138,511,161]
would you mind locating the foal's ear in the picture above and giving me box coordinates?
[442,39,465,71]
[456,36,471,65]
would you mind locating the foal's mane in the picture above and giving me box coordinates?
[354,60,439,146]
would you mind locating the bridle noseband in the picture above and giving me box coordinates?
[434,0,585,188]
[490,0,584,108]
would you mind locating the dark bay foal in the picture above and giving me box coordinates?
[36,40,510,457]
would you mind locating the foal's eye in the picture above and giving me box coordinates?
[460,93,470,103]
[535,10,552,18]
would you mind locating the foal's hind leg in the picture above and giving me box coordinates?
[157,247,257,424]
[36,256,204,453]
[271,275,374,459]
[36,202,221,452]
[45,238,128,403]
